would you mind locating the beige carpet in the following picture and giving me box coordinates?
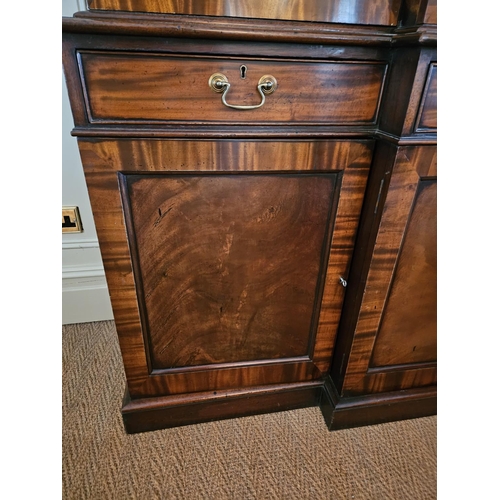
[62,320,437,499]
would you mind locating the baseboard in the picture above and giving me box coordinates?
[119,375,436,433]
[62,238,114,325]
[62,281,114,325]
[121,381,323,434]
[320,376,437,430]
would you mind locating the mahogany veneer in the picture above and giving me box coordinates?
[87,0,403,26]
[78,52,387,125]
[63,0,437,433]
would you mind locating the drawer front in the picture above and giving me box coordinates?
[78,51,387,126]
[415,63,437,132]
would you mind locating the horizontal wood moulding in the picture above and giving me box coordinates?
[391,25,437,46]
[78,51,387,126]
[71,126,379,139]
[86,0,403,26]
[320,380,436,430]
[375,131,437,145]
[122,381,323,433]
[65,12,395,46]
[65,32,390,63]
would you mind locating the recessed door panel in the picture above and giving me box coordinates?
[121,173,338,370]
[371,179,437,367]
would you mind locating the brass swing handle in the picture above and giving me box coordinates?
[208,73,278,110]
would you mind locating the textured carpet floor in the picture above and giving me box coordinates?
[62,320,436,499]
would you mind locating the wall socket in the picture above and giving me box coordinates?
[62,206,83,233]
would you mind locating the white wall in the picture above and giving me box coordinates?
[62,0,114,324]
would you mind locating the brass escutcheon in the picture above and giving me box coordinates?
[208,73,229,93]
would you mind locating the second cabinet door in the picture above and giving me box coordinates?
[336,144,437,397]
[78,138,374,399]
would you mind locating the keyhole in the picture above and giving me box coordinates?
[240,65,247,79]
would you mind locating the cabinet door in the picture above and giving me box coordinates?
[339,145,437,396]
[78,139,373,399]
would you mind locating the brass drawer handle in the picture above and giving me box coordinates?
[209,73,277,110]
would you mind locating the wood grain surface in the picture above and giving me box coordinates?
[78,51,387,126]
[122,172,338,369]
[86,0,403,26]
[340,145,437,396]
[378,47,436,137]
[78,139,373,397]
[400,0,437,26]
[64,12,396,47]
[62,4,437,431]
[415,63,437,131]
[321,377,436,430]
[370,179,436,366]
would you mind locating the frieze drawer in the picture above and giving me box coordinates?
[77,51,387,126]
